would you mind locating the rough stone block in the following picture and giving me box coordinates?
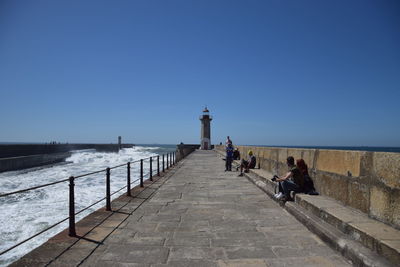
[315,173,349,205]
[263,159,274,173]
[316,150,362,177]
[277,163,288,176]
[372,152,400,189]
[369,186,391,224]
[278,149,288,163]
[265,149,279,161]
[388,190,400,228]
[380,240,400,265]
[348,181,369,213]
[301,149,316,169]
[287,148,303,163]
[217,259,268,267]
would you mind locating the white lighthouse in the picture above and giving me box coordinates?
[200,107,212,150]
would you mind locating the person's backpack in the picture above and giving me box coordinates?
[303,174,319,195]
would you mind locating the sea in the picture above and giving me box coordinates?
[0,145,176,266]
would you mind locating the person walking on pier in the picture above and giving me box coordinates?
[273,156,304,201]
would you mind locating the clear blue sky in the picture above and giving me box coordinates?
[1,0,399,146]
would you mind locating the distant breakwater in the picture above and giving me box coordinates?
[0,144,134,172]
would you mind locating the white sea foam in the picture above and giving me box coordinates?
[0,146,166,266]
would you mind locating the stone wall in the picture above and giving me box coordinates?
[215,145,400,229]
[0,144,134,172]
[0,152,72,172]
[176,144,200,161]
[0,144,135,158]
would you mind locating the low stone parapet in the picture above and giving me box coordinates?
[215,148,399,266]
[215,145,400,230]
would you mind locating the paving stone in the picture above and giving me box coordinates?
[264,256,351,267]
[165,237,210,247]
[100,245,169,264]
[168,247,226,261]
[217,259,268,267]
[224,247,276,259]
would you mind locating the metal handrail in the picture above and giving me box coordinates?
[0,151,178,257]
[0,178,69,198]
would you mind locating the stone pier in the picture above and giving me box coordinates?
[14,150,352,266]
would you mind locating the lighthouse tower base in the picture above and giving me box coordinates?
[201,138,211,150]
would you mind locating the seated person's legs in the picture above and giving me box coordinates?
[281,180,300,199]
[239,159,248,175]
[278,182,284,193]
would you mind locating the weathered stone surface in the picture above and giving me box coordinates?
[316,173,349,205]
[369,186,391,223]
[217,259,268,267]
[372,152,400,189]
[316,150,362,177]
[278,149,288,163]
[348,181,369,213]
[392,191,400,227]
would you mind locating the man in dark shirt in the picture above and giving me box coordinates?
[238,150,256,176]
[225,143,234,171]
[273,156,304,201]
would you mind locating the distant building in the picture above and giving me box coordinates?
[200,107,212,150]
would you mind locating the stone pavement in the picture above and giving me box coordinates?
[64,150,353,266]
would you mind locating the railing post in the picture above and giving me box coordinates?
[157,155,160,176]
[149,157,153,181]
[162,154,165,172]
[167,153,169,169]
[127,162,131,196]
[140,159,144,187]
[173,152,175,165]
[68,176,76,237]
[106,168,111,211]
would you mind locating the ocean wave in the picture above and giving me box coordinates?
[0,146,172,266]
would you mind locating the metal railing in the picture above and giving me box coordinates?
[0,151,177,256]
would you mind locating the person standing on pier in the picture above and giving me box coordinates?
[226,136,232,146]
[225,143,234,171]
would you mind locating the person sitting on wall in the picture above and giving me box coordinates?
[233,148,240,160]
[296,159,318,195]
[225,143,234,171]
[238,150,256,176]
[271,156,304,201]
